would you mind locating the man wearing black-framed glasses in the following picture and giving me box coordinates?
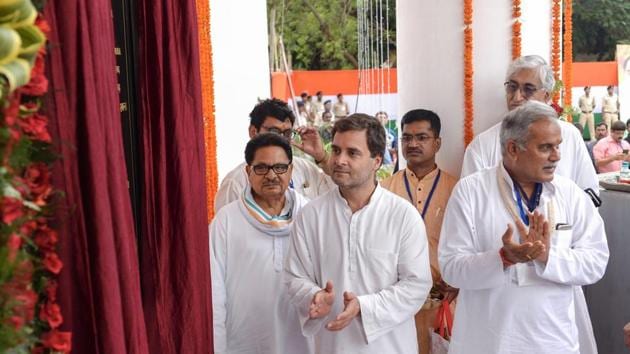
[215,98,333,211]
[210,133,313,354]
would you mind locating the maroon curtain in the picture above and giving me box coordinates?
[135,0,213,352]
[44,1,150,353]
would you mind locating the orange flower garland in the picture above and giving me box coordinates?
[463,0,474,146]
[562,0,573,119]
[512,0,521,59]
[195,0,219,221]
[551,0,562,104]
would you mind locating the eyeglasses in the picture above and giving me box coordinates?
[504,81,543,99]
[251,163,291,175]
[261,126,294,139]
[401,134,436,144]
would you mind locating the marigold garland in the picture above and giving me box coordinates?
[562,0,573,120]
[551,0,562,104]
[463,0,474,146]
[195,0,218,221]
[512,0,521,59]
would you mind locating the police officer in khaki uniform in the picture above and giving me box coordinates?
[602,85,620,131]
[579,86,596,141]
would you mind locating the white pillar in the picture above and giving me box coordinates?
[210,0,271,181]
[397,0,551,177]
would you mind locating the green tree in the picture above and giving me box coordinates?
[268,0,396,70]
[573,0,630,61]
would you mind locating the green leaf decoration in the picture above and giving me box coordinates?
[15,24,43,64]
[0,57,30,91]
[0,27,20,65]
[0,0,28,25]
[8,1,35,28]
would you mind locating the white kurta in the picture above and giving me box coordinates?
[284,186,432,354]
[461,118,601,353]
[210,190,313,354]
[214,156,333,211]
[438,165,609,354]
[461,120,598,193]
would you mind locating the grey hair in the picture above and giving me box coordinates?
[505,55,555,92]
[500,101,559,155]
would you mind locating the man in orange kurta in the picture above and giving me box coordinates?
[381,109,458,354]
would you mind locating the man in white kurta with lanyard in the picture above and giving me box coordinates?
[461,55,601,353]
[284,114,432,354]
[210,133,312,354]
[214,98,333,211]
[440,101,609,354]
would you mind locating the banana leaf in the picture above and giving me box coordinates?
[0,57,30,91]
[0,27,20,65]
[0,0,27,25]
[9,1,35,28]
[15,24,43,64]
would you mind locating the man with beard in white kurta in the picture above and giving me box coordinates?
[439,102,609,354]
[284,114,432,354]
[460,55,601,353]
[210,133,313,354]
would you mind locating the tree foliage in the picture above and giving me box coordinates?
[573,0,630,61]
[268,0,395,70]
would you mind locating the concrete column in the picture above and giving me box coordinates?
[397,0,551,176]
[210,0,271,180]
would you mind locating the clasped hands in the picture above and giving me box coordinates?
[501,210,551,265]
[309,280,360,331]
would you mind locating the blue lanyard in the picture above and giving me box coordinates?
[289,179,294,189]
[404,169,441,219]
[512,182,542,225]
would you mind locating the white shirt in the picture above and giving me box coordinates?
[461,119,599,194]
[214,156,333,211]
[438,165,609,354]
[284,186,432,354]
[210,189,313,354]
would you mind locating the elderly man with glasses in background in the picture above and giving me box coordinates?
[461,55,600,354]
[215,98,333,211]
[210,133,313,354]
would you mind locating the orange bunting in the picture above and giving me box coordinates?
[463,0,474,146]
[196,0,219,221]
[511,0,521,59]
[562,0,573,119]
[551,0,562,104]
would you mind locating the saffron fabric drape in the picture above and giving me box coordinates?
[44,0,150,353]
[135,0,213,352]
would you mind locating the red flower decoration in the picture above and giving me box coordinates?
[3,94,20,126]
[39,302,63,329]
[45,280,58,302]
[7,234,22,262]
[23,163,53,204]
[21,54,48,96]
[34,225,58,251]
[13,289,37,323]
[1,197,24,225]
[9,315,24,330]
[42,252,63,274]
[41,330,72,353]
[35,16,51,36]
[17,113,52,143]
[550,102,563,115]
[20,219,38,236]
